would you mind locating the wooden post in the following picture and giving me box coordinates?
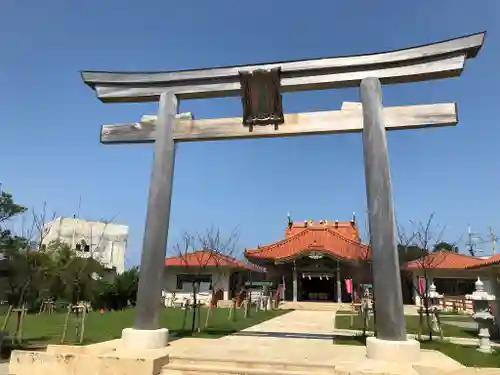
[14,309,21,342]
[292,261,298,302]
[205,304,213,328]
[196,302,201,332]
[336,260,342,303]
[61,305,71,344]
[2,305,12,331]
[228,298,237,321]
[244,297,250,318]
[360,77,406,342]
[79,307,87,343]
[418,307,423,341]
[16,306,27,344]
[181,300,188,330]
[134,92,178,330]
[435,312,444,341]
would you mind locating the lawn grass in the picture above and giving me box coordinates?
[440,313,475,320]
[421,340,500,368]
[335,314,478,339]
[337,310,473,319]
[329,333,500,368]
[2,307,287,348]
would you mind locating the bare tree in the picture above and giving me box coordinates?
[31,202,57,251]
[397,213,462,340]
[172,226,240,332]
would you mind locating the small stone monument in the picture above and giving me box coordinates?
[425,282,444,333]
[466,277,496,353]
[360,286,374,334]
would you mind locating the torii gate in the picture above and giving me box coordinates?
[81,31,484,358]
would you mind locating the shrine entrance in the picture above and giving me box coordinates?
[82,31,484,345]
[294,254,353,302]
[300,274,335,301]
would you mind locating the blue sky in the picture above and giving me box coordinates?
[1,1,499,266]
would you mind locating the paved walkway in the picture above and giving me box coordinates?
[233,310,337,337]
[167,309,464,372]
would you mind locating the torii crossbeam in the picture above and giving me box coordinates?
[100,102,458,144]
[81,31,485,357]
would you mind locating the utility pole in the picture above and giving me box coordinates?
[71,196,82,249]
[467,226,473,256]
[466,225,482,257]
[490,227,497,256]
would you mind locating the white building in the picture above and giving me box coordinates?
[163,250,264,306]
[41,217,128,274]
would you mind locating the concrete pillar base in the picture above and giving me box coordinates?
[122,327,169,350]
[366,337,420,363]
[9,339,170,375]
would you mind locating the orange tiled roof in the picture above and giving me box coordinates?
[245,221,370,262]
[165,250,261,271]
[465,254,500,270]
[403,251,485,270]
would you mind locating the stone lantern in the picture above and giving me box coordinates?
[423,282,444,332]
[466,277,496,353]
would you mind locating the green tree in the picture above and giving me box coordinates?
[1,235,55,308]
[398,244,427,264]
[0,190,137,312]
[0,190,26,225]
[115,267,139,306]
[432,242,459,253]
[93,267,139,310]
[49,241,105,305]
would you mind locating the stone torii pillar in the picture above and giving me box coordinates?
[361,78,410,352]
[124,92,178,337]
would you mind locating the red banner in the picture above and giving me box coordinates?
[345,279,353,294]
[418,277,425,294]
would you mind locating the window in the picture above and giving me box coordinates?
[176,274,212,292]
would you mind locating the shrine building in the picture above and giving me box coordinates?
[244,215,372,303]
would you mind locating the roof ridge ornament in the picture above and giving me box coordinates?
[287,212,293,229]
[308,252,324,260]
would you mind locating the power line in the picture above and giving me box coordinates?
[466,225,499,256]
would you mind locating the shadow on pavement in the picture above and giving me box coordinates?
[230,330,366,344]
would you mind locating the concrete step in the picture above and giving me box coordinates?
[163,356,334,374]
[161,363,327,375]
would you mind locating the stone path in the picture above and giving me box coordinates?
[166,309,464,372]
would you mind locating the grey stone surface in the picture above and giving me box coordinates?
[134,92,178,330]
[360,77,406,341]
